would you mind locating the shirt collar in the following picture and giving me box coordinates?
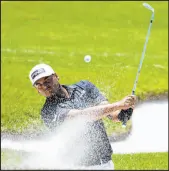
[47,84,76,102]
[61,84,75,98]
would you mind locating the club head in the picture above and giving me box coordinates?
[143,3,154,13]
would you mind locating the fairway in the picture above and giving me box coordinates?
[1,1,168,170]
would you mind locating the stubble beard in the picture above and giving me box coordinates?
[50,83,68,98]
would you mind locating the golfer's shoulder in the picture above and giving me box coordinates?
[40,100,48,116]
[74,80,96,89]
[40,98,55,115]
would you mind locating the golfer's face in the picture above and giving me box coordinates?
[34,74,58,97]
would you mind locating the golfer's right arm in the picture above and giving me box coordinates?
[67,95,136,120]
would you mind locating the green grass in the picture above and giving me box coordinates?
[1,2,168,169]
[1,1,168,133]
[113,152,168,170]
[1,150,168,170]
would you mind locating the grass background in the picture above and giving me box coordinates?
[1,150,168,170]
[1,1,168,170]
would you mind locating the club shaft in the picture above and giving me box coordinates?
[132,13,154,95]
[122,12,154,127]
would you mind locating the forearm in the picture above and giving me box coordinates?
[107,110,121,122]
[99,101,121,122]
[67,101,123,120]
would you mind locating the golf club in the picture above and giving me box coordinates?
[122,3,155,127]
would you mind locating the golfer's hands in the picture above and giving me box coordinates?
[119,95,137,110]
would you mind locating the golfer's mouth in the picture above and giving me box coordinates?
[45,87,52,92]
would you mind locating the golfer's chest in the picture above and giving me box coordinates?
[66,90,95,109]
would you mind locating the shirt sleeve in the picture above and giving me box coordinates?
[41,105,71,130]
[56,106,71,126]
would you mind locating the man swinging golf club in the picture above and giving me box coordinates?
[29,63,136,169]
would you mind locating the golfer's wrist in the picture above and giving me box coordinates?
[110,101,123,111]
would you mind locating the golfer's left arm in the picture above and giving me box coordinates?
[84,80,121,122]
[99,101,121,122]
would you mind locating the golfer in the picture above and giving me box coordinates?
[29,63,136,169]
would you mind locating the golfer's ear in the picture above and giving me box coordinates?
[54,73,59,80]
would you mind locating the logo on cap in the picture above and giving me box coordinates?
[31,68,45,80]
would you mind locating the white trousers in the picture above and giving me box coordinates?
[83,160,114,170]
